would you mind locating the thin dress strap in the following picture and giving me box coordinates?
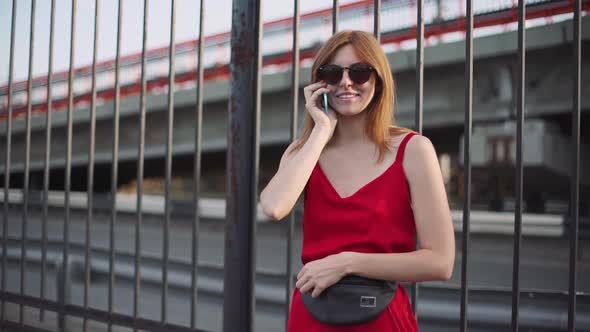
[394,132,417,164]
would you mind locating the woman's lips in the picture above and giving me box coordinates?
[335,93,360,100]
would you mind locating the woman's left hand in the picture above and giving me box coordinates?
[296,252,356,298]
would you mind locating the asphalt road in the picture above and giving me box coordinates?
[2,206,589,331]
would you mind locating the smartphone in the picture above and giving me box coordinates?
[322,93,329,114]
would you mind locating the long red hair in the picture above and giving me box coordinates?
[291,30,410,161]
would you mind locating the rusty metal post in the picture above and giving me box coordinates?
[223,0,262,331]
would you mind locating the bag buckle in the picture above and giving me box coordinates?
[360,296,377,308]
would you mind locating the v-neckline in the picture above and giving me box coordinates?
[315,132,412,200]
[316,158,399,200]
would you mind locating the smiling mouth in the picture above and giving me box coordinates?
[336,93,360,100]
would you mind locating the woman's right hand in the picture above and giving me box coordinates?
[303,81,338,138]
[260,81,337,221]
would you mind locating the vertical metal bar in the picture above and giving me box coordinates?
[411,0,424,317]
[20,0,36,326]
[332,0,338,34]
[285,0,299,329]
[460,0,473,331]
[84,1,99,331]
[162,0,176,323]
[1,0,17,327]
[63,0,76,328]
[191,0,204,328]
[415,0,423,135]
[108,1,122,331]
[435,0,443,22]
[135,0,148,330]
[568,0,581,330]
[511,1,525,331]
[223,0,262,330]
[40,0,56,322]
[373,0,380,42]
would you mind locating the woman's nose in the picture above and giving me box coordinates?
[339,70,353,87]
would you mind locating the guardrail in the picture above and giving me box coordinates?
[2,239,589,331]
[0,189,565,236]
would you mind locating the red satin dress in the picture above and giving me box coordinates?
[287,132,419,332]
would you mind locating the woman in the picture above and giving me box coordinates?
[260,30,455,331]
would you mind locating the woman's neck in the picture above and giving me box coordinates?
[330,111,371,147]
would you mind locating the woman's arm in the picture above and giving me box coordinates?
[297,135,455,296]
[260,81,337,221]
[260,127,331,221]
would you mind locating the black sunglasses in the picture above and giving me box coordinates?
[318,62,375,85]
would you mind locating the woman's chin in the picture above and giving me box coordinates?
[333,106,365,117]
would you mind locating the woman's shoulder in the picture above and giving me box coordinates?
[388,126,414,137]
[385,127,435,162]
[405,134,434,156]
[400,134,438,178]
[387,126,416,147]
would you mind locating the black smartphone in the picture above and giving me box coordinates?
[321,93,329,114]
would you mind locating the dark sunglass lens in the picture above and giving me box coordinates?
[349,64,373,84]
[319,65,342,85]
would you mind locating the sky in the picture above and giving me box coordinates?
[0,0,358,84]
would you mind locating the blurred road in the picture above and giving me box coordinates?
[2,206,590,331]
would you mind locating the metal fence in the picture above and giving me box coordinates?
[0,0,584,331]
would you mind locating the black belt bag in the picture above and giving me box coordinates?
[300,275,397,325]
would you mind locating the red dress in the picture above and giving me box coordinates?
[287,132,419,332]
